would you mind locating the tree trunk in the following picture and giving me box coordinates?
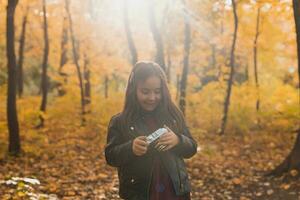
[148,0,166,72]
[269,130,300,176]
[268,0,300,176]
[123,0,137,66]
[83,53,91,106]
[37,0,50,128]
[6,0,21,155]
[57,11,68,97]
[179,0,191,116]
[294,0,300,88]
[58,15,69,81]
[219,0,238,135]
[253,6,261,111]
[104,75,108,99]
[17,7,28,98]
[66,0,85,125]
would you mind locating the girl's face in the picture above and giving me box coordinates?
[136,75,162,111]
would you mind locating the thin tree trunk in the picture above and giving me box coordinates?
[6,0,21,154]
[66,0,85,125]
[219,0,238,135]
[17,7,28,98]
[179,0,191,116]
[83,53,91,106]
[253,6,261,111]
[57,14,68,96]
[123,0,137,66]
[148,0,166,72]
[104,75,108,99]
[37,0,50,128]
[245,62,249,81]
[211,44,216,68]
[268,0,300,176]
[58,15,69,81]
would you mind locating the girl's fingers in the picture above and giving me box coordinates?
[136,140,148,147]
[162,145,172,151]
[164,124,171,131]
[157,144,167,151]
[155,141,171,149]
[135,144,147,152]
[135,138,148,146]
[159,136,172,143]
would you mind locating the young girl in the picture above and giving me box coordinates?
[105,61,197,200]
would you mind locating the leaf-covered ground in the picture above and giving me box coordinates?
[0,95,299,199]
[0,122,299,199]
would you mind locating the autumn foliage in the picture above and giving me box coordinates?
[0,0,299,199]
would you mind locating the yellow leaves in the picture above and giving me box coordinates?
[195,179,204,187]
[98,173,108,179]
[17,191,26,197]
[48,182,58,193]
[280,183,290,190]
[232,177,243,185]
[240,197,251,200]
[39,111,48,120]
[290,169,298,177]
[65,190,76,196]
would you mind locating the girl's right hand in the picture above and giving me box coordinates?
[132,136,148,156]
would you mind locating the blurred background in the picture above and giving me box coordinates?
[0,0,299,199]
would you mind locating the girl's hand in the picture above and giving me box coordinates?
[132,136,148,156]
[155,126,179,151]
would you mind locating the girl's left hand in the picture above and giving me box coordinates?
[155,125,179,151]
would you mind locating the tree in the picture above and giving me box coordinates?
[66,0,86,125]
[269,0,300,176]
[83,53,91,106]
[6,0,21,154]
[37,0,50,128]
[123,0,137,66]
[219,0,238,135]
[148,0,166,72]
[179,0,191,116]
[58,14,69,82]
[17,6,29,98]
[104,75,108,99]
[253,6,261,111]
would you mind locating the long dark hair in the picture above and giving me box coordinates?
[120,61,185,134]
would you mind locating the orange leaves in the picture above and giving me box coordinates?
[232,177,243,185]
[280,183,291,190]
[290,169,298,177]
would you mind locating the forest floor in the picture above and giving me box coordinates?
[0,123,299,200]
[0,97,299,199]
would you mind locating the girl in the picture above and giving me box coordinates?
[105,61,197,200]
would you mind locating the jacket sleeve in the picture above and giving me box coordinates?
[171,124,197,159]
[104,115,137,167]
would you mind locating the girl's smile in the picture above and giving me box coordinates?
[136,76,161,111]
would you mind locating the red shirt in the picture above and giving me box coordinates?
[143,113,190,200]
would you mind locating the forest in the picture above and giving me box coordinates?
[0,0,299,199]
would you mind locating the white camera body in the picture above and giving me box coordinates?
[146,128,168,144]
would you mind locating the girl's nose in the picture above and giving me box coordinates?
[149,92,156,100]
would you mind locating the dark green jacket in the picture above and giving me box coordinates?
[105,113,197,200]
